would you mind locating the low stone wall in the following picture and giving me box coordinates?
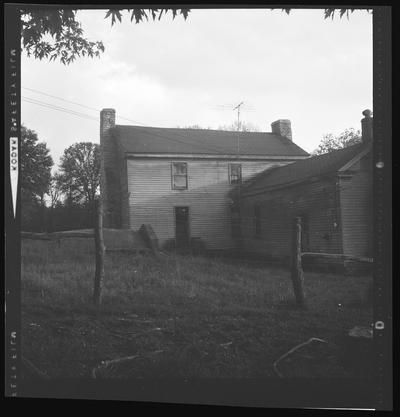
[103,228,148,252]
[139,224,159,253]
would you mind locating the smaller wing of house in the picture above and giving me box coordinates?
[234,110,373,261]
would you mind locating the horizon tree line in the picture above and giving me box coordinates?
[21,125,100,232]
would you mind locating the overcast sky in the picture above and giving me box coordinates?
[21,8,373,167]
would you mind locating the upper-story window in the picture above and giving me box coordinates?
[171,162,188,189]
[229,163,242,185]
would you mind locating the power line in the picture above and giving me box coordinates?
[22,87,100,113]
[22,87,260,155]
[22,96,231,154]
[22,86,148,127]
[22,97,99,122]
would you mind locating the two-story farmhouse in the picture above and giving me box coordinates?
[231,110,373,264]
[100,109,309,250]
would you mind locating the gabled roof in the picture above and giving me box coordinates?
[240,142,371,195]
[111,125,309,157]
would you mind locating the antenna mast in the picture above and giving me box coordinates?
[233,101,244,155]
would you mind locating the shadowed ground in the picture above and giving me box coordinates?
[21,238,372,379]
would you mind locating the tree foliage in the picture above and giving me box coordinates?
[21,9,105,65]
[48,172,63,208]
[21,8,189,64]
[104,8,190,26]
[313,128,361,155]
[218,120,260,132]
[281,8,371,20]
[20,125,53,201]
[21,8,370,64]
[58,142,100,206]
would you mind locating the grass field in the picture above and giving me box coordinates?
[21,238,373,379]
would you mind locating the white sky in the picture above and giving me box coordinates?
[21,8,373,167]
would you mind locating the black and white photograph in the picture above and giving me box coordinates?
[4,4,392,409]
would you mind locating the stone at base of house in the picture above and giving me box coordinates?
[139,224,159,253]
[103,228,147,251]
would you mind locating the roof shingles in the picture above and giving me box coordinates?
[111,125,309,157]
[241,142,370,194]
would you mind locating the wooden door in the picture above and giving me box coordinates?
[175,207,190,248]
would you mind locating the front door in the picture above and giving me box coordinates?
[175,206,190,248]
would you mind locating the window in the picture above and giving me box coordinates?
[229,163,242,184]
[171,162,188,189]
[254,204,261,237]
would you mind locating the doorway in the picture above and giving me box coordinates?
[175,206,190,248]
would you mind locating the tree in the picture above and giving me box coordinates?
[176,121,259,131]
[218,120,260,132]
[20,125,53,201]
[21,8,370,65]
[48,172,63,209]
[312,128,361,155]
[20,125,53,231]
[177,124,211,130]
[58,142,100,208]
[21,8,189,64]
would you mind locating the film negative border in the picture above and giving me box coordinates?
[372,5,392,411]
[3,4,392,408]
[5,4,21,398]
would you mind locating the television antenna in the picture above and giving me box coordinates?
[233,101,244,155]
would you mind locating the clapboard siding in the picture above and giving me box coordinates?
[239,178,343,259]
[117,141,130,229]
[127,159,291,249]
[339,156,373,257]
[239,152,373,261]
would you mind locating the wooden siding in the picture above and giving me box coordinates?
[126,159,291,249]
[339,154,373,257]
[239,178,343,260]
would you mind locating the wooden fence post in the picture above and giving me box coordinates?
[291,217,305,307]
[93,198,105,309]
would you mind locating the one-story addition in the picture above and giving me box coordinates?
[231,110,373,263]
[99,109,309,250]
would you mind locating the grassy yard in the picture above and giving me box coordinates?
[21,238,373,379]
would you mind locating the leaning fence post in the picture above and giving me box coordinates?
[291,217,305,307]
[93,198,105,309]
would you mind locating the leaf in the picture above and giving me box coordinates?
[181,9,190,19]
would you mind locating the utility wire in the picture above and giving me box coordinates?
[22,86,148,127]
[22,96,233,155]
[22,87,100,113]
[22,87,262,155]
[22,97,99,122]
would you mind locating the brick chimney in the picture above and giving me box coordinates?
[100,108,117,227]
[271,119,292,141]
[361,109,373,143]
[100,108,115,138]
